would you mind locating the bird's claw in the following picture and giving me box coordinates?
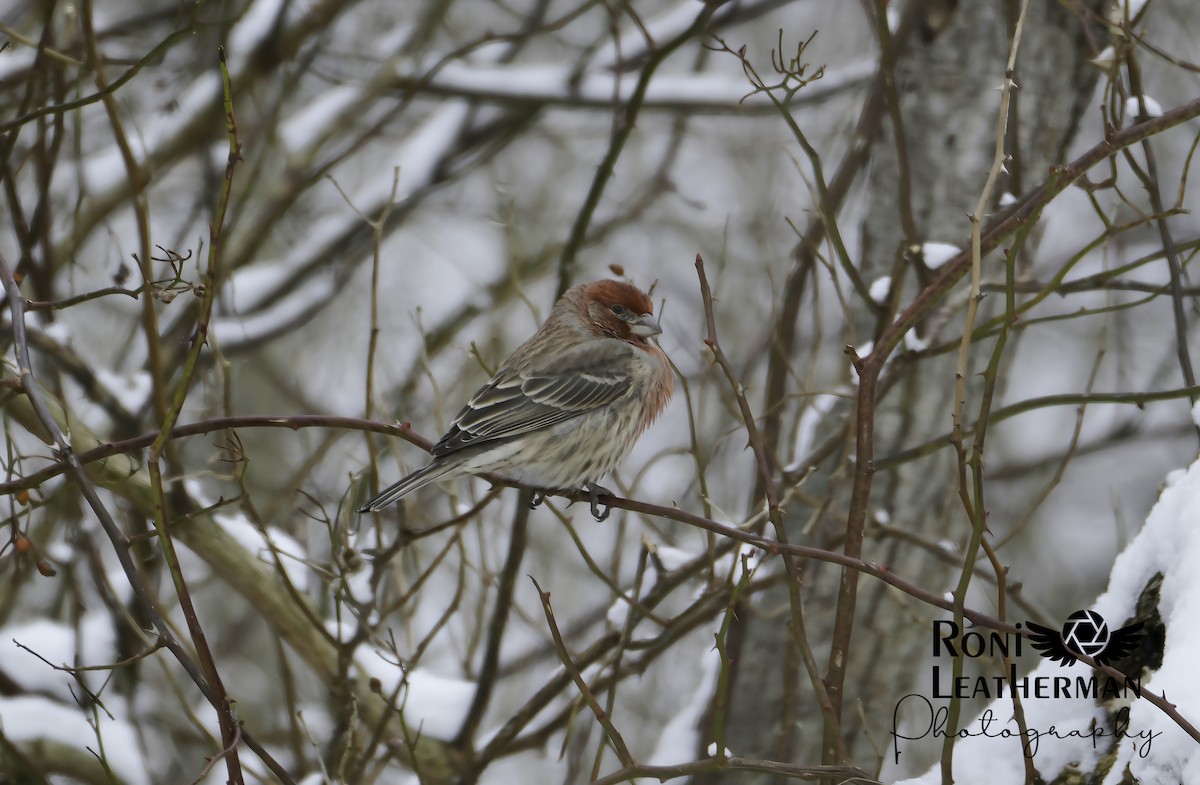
[585,482,613,522]
[529,492,546,509]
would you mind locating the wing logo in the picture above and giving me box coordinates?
[1025,609,1144,667]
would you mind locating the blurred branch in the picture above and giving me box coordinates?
[0,25,197,133]
[877,383,1200,469]
[0,732,124,785]
[390,58,872,115]
[556,0,725,295]
[590,757,878,785]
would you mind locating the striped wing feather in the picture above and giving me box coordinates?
[432,365,629,456]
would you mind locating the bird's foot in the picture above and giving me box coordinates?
[585,482,614,522]
[529,491,546,510]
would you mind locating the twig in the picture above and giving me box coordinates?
[531,577,637,767]
[78,0,167,430]
[951,0,1028,438]
[713,37,875,309]
[328,167,402,517]
[943,11,1032,772]
[139,45,245,785]
[695,254,778,511]
[758,0,923,500]
[875,383,1200,470]
[710,553,756,760]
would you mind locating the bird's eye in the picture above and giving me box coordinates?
[610,305,628,317]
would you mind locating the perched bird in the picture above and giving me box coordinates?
[359,279,673,520]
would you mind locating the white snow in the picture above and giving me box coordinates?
[921,242,961,270]
[222,258,305,314]
[41,320,72,344]
[904,328,928,353]
[75,0,314,197]
[788,392,839,471]
[211,270,337,348]
[645,645,722,766]
[1091,46,1117,69]
[226,0,287,73]
[95,368,153,412]
[1125,95,1164,120]
[45,540,74,562]
[606,598,630,629]
[654,544,698,572]
[280,86,362,153]
[355,649,475,740]
[216,103,473,351]
[1109,0,1149,22]
[81,73,222,194]
[388,103,472,203]
[999,192,1018,207]
[590,2,713,69]
[0,614,117,701]
[213,512,310,591]
[423,59,874,111]
[0,696,148,785]
[870,276,892,305]
[184,477,218,508]
[1191,399,1200,429]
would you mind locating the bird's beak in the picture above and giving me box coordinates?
[630,314,662,337]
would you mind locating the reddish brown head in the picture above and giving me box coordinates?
[574,280,660,343]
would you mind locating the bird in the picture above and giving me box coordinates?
[359,279,673,520]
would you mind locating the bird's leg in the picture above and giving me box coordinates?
[585,482,614,521]
[529,491,546,509]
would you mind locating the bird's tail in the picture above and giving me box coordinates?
[358,461,458,513]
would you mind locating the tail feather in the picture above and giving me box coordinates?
[358,461,457,513]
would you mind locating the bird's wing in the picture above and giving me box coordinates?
[1096,621,1145,666]
[432,354,632,457]
[1025,621,1078,667]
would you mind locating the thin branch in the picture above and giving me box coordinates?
[531,577,637,768]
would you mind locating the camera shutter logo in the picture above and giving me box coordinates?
[1026,610,1144,667]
